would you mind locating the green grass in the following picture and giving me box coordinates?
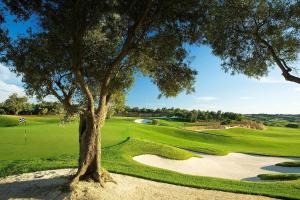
[0,115,20,127]
[276,161,300,167]
[258,173,300,181]
[1,115,300,199]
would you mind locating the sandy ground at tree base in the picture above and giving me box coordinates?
[0,169,277,200]
[133,153,300,181]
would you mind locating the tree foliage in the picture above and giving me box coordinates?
[2,93,30,115]
[0,94,63,115]
[204,0,300,84]
[0,1,41,58]
[7,0,204,119]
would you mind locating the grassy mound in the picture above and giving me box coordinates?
[0,115,61,127]
[104,137,197,160]
[276,161,300,167]
[0,115,19,127]
[258,173,300,181]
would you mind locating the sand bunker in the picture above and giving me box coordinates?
[134,119,153,124]
[0,169,276,200]
[133,153,300,181]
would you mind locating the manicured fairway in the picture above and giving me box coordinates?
[0,115,300,199]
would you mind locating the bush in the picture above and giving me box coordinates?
[285,123,299,128]
[221,119,231,125]
[0,109,6,114]
[152,119,159,125]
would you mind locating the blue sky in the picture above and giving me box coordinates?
[1,14,300,114]
[126,45,300,114]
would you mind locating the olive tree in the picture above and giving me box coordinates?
[7,0,204,188]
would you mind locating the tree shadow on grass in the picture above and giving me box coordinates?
[241,176,262,182]
[0,176,70,200]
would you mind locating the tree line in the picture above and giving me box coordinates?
[122,107,243,122]
[0,93,63,115]
[0,93,242,123]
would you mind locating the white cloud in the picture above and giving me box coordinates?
[294,87,300,92]
[0,64,22,84]
[195,96,217,101]
[43,95,57,102]
[0,80,25,102]
[239,96,254,100]
[0,64,28,102]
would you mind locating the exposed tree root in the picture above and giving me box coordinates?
[100,168,117,186]
[68,168,116,191]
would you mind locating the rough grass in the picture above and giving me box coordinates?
[258,173,300,181]
[1,115,300,199]
[276,161,300,167]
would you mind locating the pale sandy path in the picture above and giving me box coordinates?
[133,153,300,181]
[0,169,277,200]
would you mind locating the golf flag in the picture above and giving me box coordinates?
[19,118,25,123]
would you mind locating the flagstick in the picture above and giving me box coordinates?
[24,121,27,145]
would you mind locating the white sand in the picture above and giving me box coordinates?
[134,119,153,124]
[0,169,277,200]
[133,153,300,181]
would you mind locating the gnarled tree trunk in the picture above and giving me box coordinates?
[70,96,112,189]
[70,111,101,188]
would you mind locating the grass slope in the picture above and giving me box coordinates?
[1,116,300,199]
[276,161,300,167]
[258,173,300,181]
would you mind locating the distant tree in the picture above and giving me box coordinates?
[0,102,5,114]
[106,92,126,119]
[7,0,204,188]
[3,93,30,115]
[216,110,222,121]
[32,101,64,115]
[222,112,242,121]
[0,108,5,114]
[285,123,299,128]
[187,110,198,122]
[221,119,231,125]
[204,0,300,84]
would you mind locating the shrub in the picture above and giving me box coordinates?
[221,119,231,125]
[0,109,6,114]
[285,123,299,128]
[152,119,159,125]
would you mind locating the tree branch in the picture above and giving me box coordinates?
[54,80,68,97]
[256,36,300,84]
[71,1,95,112]
[95,0,153,118]
[105,0,153,85]
[47,80,76,114]
[47,81,64,103]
